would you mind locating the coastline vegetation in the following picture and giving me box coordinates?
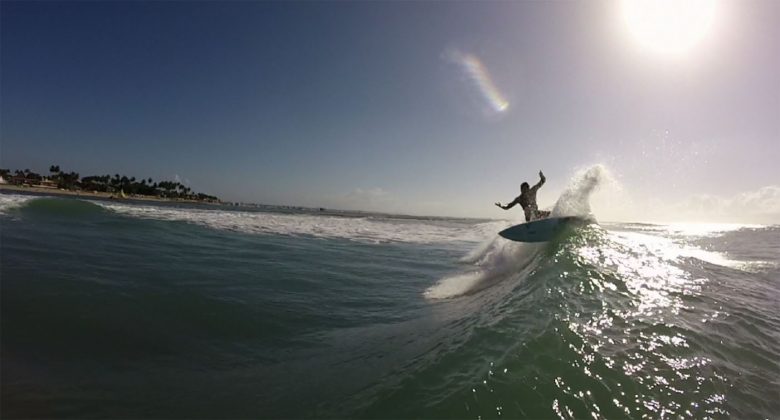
[0,165,219,202]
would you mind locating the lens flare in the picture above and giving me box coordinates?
[448,49,510,114]
[621,0,719,55]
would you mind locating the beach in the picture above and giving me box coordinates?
[0,184,216,204]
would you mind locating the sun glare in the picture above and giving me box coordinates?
[621,0,719,56]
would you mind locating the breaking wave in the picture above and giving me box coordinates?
[426,165,611,299]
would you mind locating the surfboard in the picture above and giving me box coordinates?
[498,216,591,243]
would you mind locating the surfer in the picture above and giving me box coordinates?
[495,170,550,222]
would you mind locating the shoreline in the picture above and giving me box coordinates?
[0,184,215,204]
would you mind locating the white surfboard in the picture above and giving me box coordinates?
[498,216,592,243]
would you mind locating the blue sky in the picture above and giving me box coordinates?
[2,1,778,221]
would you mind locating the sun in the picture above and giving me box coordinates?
[621,0,719,56]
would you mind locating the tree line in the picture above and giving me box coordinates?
[0,165,219,202]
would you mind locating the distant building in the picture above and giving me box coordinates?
[35,179,58,189]
[9,176,31,186]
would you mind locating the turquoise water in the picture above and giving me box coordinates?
[1,191,778,418]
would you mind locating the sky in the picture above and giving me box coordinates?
[1,1,778,222]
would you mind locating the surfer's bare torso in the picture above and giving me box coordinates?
[495,171,549,222]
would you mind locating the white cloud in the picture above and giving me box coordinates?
[675,185,780,223]
[736,186,780,214]
[173,174,191,186]
[596,185,780,224]
[338,187,398,213]
[346,187,389,200]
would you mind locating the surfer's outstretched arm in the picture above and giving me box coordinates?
[533,171,546,191]
[495,198,519,210]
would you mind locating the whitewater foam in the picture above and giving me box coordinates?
[94,200,504,245]
[425,236,540,299]
[0,194,35,215]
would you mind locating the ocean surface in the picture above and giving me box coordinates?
[2,184,779,418]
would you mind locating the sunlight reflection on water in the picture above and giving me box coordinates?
[550,227,731,418]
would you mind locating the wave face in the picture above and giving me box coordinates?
[351,223,780,419]
[2,189,779,419]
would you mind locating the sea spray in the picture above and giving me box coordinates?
[425,237,540,299]
[551,164,614,218]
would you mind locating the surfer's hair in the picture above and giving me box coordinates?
[521,182,530,192]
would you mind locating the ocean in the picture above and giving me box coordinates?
[1,183,778,418]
